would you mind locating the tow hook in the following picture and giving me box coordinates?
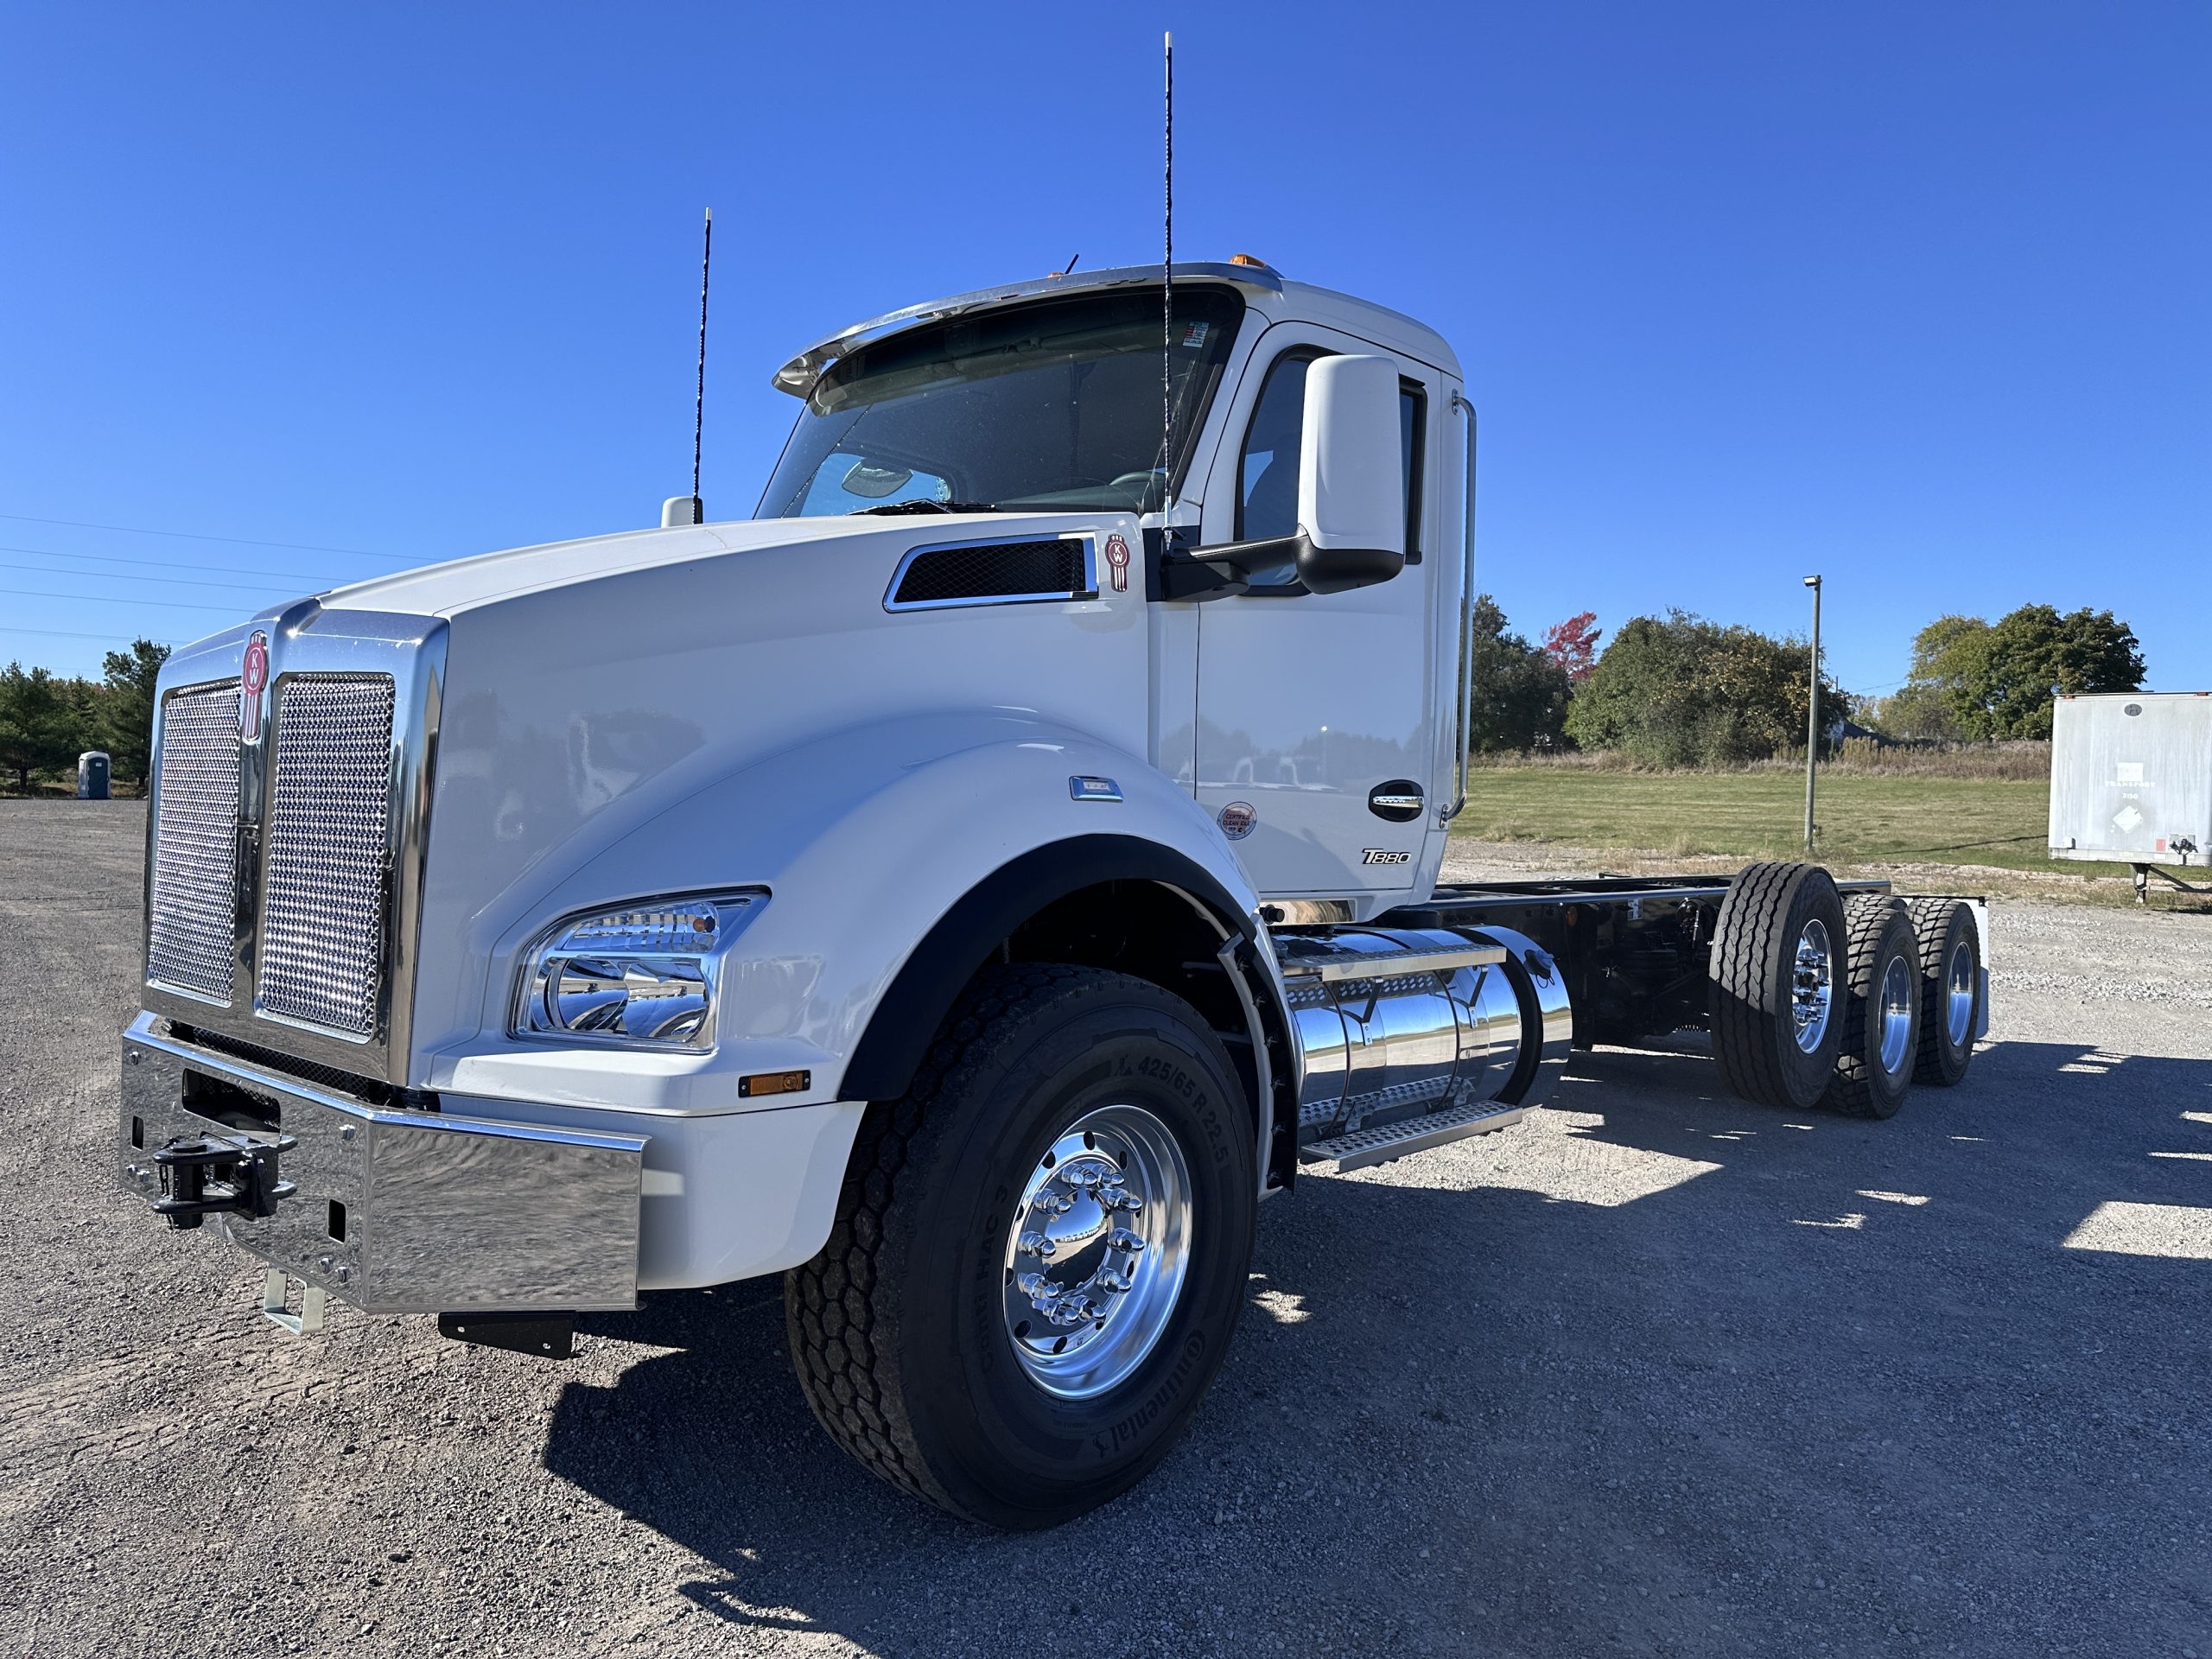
[149,1131,296,1230]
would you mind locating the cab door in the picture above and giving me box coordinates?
[1190,324,1446,899]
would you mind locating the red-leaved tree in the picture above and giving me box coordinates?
[1541,612,1601,682]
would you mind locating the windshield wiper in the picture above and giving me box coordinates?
[849,499,1006,517]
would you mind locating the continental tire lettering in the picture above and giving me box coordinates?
[1091,1330,1209,1459]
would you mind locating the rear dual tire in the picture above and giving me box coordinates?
[1713,867,1983,1117]
[1711,861,1847,1111]
[1823,897,1922,1119]
[1905,898,1982,1087]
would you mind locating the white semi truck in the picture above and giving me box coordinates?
[118,259,1989,1527]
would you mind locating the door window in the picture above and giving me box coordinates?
[1236,352,1317,541]
[1399,382,1425,559]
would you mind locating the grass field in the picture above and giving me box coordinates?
[1452,765,2139,881]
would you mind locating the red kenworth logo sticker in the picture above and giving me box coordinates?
[1103,533,1131,594]
[239,631,269,741]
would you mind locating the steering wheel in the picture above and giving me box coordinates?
[1103,471,1166,509]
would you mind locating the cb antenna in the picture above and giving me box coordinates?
[690,207,713,523]
[1160,30,1174,514]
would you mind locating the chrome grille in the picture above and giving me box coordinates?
[146,681,243,1000]
[256,675,397,1037]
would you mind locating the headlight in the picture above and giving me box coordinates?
[515,893,766,1049]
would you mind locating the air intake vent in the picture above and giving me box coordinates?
[256,674,397,1038]
[887,537,1093,609]
[147,680,244,1001]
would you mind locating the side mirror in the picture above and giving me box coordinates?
[1156,352,1408,601]
[1295,354,1404,594]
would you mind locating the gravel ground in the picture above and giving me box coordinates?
[3,800,2208,1658]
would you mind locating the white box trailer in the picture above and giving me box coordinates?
[2050,690,2212,898]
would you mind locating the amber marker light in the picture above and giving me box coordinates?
[739,1070,812,1100]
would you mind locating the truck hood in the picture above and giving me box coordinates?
[310,512,1014,620]
[372,506,1155,1066]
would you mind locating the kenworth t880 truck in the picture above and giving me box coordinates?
[118,259,1990,1528]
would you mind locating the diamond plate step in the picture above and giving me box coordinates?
[1299,1100,1526,1173]
[1281,940,1507,983]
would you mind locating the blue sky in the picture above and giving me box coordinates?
[2,3,2204,702]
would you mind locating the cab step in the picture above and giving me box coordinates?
[1299,1099,1526,1173]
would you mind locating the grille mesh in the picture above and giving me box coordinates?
[146,681,243,1000]
[256,675,397,1037]
[892,538,1089,606]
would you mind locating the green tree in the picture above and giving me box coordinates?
[96,639,171,789]
[0,663,95,791]
[1564,611,1840,766]
[1886,606,2143,741]
[1871,614,1986,740]
[1966,605,2143,739]
[1466,595,1572,753]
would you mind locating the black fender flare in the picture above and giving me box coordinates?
[839,834,1277,1110]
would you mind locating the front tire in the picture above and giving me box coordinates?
[785,963,1256,1529]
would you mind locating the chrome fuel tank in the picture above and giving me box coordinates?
[1274,925,1571,1135]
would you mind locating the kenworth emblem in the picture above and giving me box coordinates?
[1103,532,1131,594]
[238,631,270,741]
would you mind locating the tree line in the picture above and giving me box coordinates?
[0,641,170,792]
[1469,600,2143,766]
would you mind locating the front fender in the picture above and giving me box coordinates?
[431,710,1273,1115]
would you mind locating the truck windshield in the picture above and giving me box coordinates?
[757,284,1244,518]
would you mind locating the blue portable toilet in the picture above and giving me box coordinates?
[77,751,111,800]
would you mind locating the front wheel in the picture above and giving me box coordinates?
[785,963,1256,1529]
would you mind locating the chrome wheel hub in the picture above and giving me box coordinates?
[1791,919,1834,1053]
[1945,939,1976,1046]
[1002,1103,1192,1400]
[1878,955,1916,1076]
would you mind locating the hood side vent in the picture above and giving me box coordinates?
[887,537,1096,612]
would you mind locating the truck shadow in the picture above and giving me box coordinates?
[548,1035,2212,1656]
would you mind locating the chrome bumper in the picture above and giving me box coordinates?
[118,1013,644,1313]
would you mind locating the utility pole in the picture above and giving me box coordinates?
[1803,575,1822,856]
